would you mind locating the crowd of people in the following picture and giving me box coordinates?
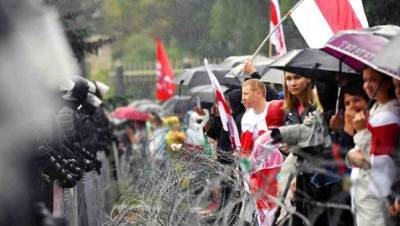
[112,54,399,225]
[22,27,399,226]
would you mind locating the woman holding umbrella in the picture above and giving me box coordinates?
[346,67,400,226]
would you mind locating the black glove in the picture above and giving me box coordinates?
[271,128,282,144]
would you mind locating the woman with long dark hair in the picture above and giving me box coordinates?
[346,67,400,226]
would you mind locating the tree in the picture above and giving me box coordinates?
[363,0,400,26]
[208,0,268,56]
[45,0,111,74]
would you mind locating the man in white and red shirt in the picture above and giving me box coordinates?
[241,79,284,156]
[241,79,284,225]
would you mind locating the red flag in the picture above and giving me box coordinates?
[291,0,368,48]
[155,38,176,101]
[270,0,286,57]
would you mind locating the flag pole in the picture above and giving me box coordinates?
[268,39,273,57]
[249,0,305,61]
[238,0,305,77]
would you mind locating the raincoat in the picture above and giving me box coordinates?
[276,107,335,226]
[185,109,209,146]
[240,100,285,226]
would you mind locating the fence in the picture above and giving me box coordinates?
[51,150,119,226]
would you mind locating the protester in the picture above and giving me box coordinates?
[330,82,369,167]
[394,78,400,101]
[327,82,370,226]
[147,113,168,165]
[240,78,285,225]
[185,106,209,148]
[240,79,284,156]
[272,71,339,226]
[243,61,281,101]
[391,78,400,220]
[206,88,245,163]
[346,67,400,226]
[164,116,186,158]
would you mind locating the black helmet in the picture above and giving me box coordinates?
[63,77,89,103]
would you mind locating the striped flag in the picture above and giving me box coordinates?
[270,0,286,57]
[291,0,369,48]
[367,106,400,197]
[204,59,241,150]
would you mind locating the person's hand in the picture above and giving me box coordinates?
[232,149,241,159]
[329,114,344,132]
[211,105,219,116]
[352,110,368,131]
[347,150,369,168]
[126,127,135,143]
[243,60,256,75]
[389,198,400,216]
[290,178,297,193]
[278,144,289,154]
[194,107,205,116]
[344,107,357,135]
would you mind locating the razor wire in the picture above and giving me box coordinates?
[104,137,398,226]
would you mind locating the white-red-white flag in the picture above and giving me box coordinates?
[367,107,400,197]
[291,0,369,48]
[156,38,176,101]
[270,0,286,57]
[204,59,241,149]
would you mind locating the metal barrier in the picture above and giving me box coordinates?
[52,151,118,226]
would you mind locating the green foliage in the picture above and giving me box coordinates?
[88,68,115,98]
[45,0,110,63]
[363,0,400,26]
[209,0,267,56]
[103,0,271,61]
[120,33,155,63]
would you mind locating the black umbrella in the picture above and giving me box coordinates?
[173,64,241,88]
[372,34,400,79]
[269,48,359,80]
[270,48,360,113]
[161,96,192,116]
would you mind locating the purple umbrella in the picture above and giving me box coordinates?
[372,34,400,79]
[321,25,400,74]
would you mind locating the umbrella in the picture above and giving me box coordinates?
[221,54,270,68]
[321,25,400,74]
[161,96,193,116]
[224,57,285,84]
[173,64,241,88]
[189,84,228,104]
[130,99,154,108]
[111,106,150,121]
[136,103,163,113]
[269,48,359,113]
[260,68,284,84]
[269,48,358,80]
[372,34,400,79]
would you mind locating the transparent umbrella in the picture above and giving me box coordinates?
[221,54,270,68]
[223,55,284,84]
[189,84,228,104]
[173,64,241,88]
[161,96,193,116]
